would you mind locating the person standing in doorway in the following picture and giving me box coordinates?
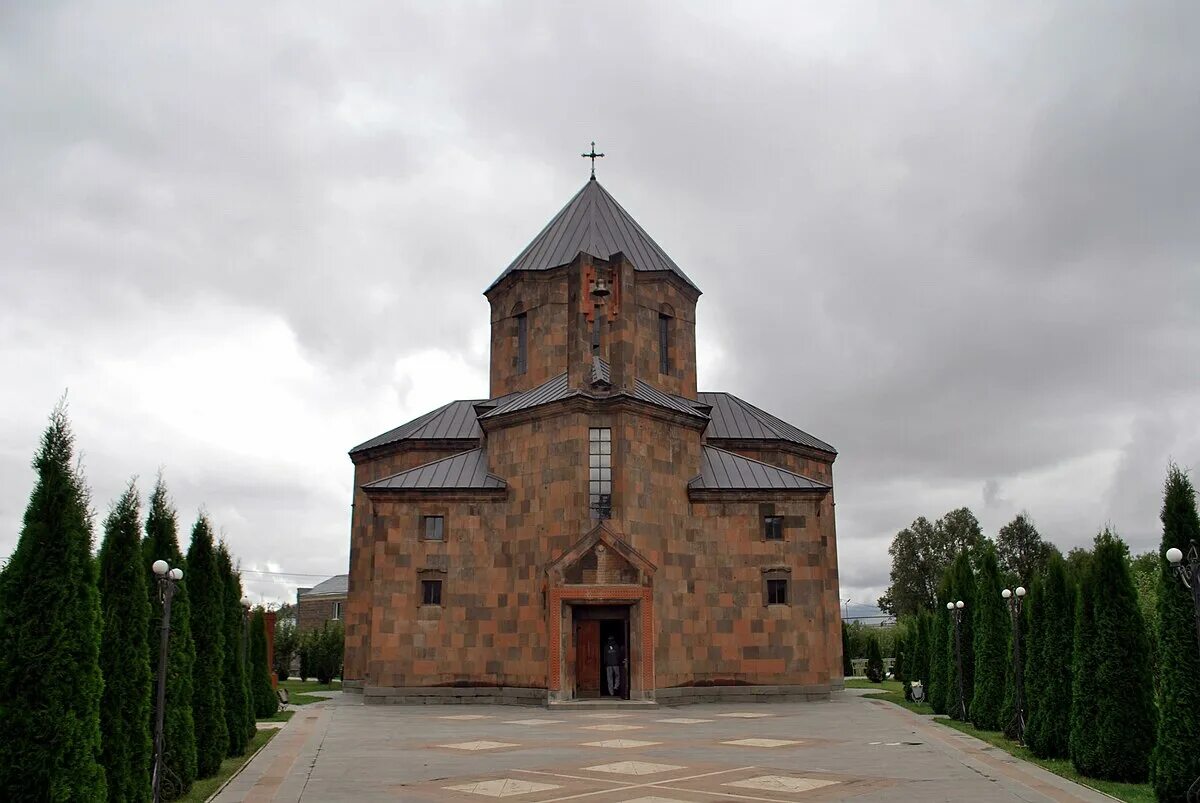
[602,634,623,696]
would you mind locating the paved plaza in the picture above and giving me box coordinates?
[215,692,1111,802]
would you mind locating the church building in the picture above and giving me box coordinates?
[344,173,844,705]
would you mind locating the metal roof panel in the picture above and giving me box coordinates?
[486,180,700,293]
[688,446,830,491]
[363,449,506,491]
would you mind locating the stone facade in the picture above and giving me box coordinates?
[345,179,843,704]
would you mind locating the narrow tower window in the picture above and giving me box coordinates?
[515,313,528,374]
[589,427,612,519]
[658,313,671,374]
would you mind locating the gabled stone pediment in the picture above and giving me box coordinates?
[547,522,656,586]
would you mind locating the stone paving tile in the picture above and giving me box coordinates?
[581,723,643,731]
[583,761,686,775]
[580,738,661,748]
[582,712,633,719]
[724,774,839,792]
[720,737,804,748]
[714,712,772,718]
[443,778,560,797]
[438,740,520,751]
[505,719,566,725]
[439,714,494,720]
[654,718,712,724]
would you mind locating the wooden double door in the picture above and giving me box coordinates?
[574,606,630,699]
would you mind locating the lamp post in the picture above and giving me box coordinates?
[1165,542,1200,656]
[947,599,967,720]
[1002,586,1027,742]
[151,559,184,803]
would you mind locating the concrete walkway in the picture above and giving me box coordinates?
[214,692,1113,802]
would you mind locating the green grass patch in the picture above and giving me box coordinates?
[279,678,341,706]
[258,709,295,723]
[933,717,1155,803]
[845,678,901,691]
[177,727,277,803]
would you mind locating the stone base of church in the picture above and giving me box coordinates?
[342,679,364,694]
[362,685,547,706]
[655,683,833,705]
[359,682,836,706]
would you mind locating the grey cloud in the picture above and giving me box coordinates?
[2,1,1198,602]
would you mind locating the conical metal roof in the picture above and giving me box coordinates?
[485,179,700,293]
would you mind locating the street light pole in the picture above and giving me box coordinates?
[1166,542,1200,656]
[947,599,966,720]
[1002,586,1027,742]
[151,559,184,803]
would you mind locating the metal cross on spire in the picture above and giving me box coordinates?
[581,141,605,180]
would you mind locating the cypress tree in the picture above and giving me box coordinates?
[841,622,852,677]
[98,483,153,802]
[945,551,976,720]
[1069,549,1100,776]
[250,607,280,718]
[865,633,884,682]
[929,574,952,715]
[1073,529,1155,781]
[913,610,931,692]
[971,545,1009,731]
[1026,552,1073,759]
[185,516,228,777]
[0,406,106,801]
[1151,465,1200,801]
[217,544,250,757]
[143,478,196,797]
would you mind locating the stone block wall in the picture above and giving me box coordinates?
[632,275,698,399]
[345,442,476,683]
[298,594,345,634]
[487,270,570,397]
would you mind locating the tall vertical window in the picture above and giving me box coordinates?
[589,428,612,519]
[658,313,671,374]
[515,313,528,374]
[331,601,343,620]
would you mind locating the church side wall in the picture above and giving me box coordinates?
[365,496,540,688]
[346,446,475,685]
[659,495,838,691]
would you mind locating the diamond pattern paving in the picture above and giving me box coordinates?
[716,712,772,718]
[721,737,803,748]
[620,798,692,803]
[584,761,686,775]
[439,714,493,720]
[438,741,520,751]
[581,723,643,731]
[725,775,839,793]
[583,712,632,719]
[443,778,560,797]
[580,739,660,749]
[654,718,712,724]
[505,719,566,725]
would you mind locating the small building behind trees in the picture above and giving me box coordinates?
[297,574,347,634]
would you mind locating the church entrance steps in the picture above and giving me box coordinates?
[547,698,659,711]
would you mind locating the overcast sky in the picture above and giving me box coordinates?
[2,2,1197,610]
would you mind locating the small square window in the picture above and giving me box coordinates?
[421,579,442,606]
[764,516,784,541]
[767,579,788,605]
[423,515,444,541]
